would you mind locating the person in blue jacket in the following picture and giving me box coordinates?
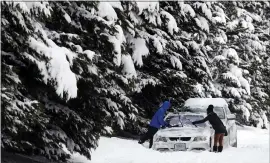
[138,101,171,148]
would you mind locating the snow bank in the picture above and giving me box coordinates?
[69,126,269,163]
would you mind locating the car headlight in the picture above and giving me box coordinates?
[156,137,167,142]
[194,136,207,141]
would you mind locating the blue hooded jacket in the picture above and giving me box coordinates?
[149,101,171,129]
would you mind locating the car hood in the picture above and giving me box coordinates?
[156,127,212,137]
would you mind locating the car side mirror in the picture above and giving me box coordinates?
[227,114,236,120]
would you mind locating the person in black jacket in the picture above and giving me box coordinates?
[192,105,227,152]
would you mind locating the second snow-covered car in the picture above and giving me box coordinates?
[152,98,237,151]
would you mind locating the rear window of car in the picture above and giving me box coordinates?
[180,106,225,119]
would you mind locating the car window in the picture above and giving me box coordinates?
[180,106,225,119]
[224,107,231,115]
[166,116,181,126]
[182,115,207,127]
[213,107,225,119]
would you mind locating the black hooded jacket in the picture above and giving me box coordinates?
[193,112,227,133]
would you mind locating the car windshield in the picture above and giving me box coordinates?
[180,106,225,119]
[165,115,207,128]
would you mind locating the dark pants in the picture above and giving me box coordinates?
[139,126,159,148]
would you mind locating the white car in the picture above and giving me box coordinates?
[152,98,237,151]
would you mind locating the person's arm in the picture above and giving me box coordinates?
[192,116,209,124]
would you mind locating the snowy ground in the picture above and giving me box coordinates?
[70,126,269,163]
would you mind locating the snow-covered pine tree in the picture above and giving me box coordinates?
[2,1,138,161]
[2,1,270,162]
[113,1,223,134]
[220,1,270,127]
[2,2,70,161]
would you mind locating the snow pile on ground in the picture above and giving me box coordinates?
[70,125,269,163]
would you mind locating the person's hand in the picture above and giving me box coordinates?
[161,126,166,129]
[192,122,195,125]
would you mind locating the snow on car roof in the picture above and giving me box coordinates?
[184,98,228,108]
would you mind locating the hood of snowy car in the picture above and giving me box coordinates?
[156,127,212,137]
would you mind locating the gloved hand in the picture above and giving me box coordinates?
[161,126,166,129]
[192,122,195,125]
[167,124,172,128]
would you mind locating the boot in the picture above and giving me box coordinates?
[212,146,218,152]
[218,146,223,152]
